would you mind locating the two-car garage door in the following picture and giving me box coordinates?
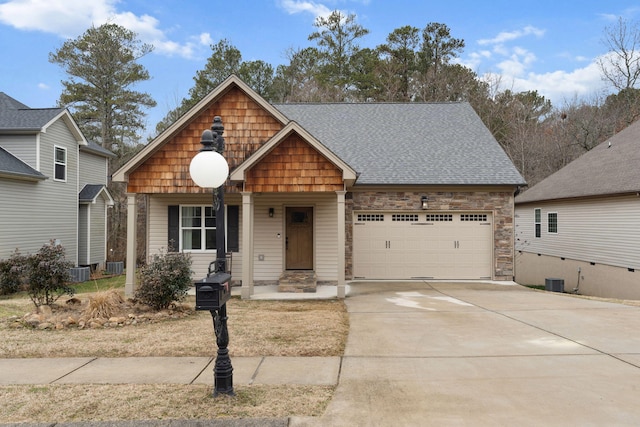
[353,212,493,280]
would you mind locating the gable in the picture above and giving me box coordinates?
[245,133,344,192]
[126,86,283,194]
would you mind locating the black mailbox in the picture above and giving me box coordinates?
[195,272,232,311]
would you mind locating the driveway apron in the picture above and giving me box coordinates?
[294,281,640,426]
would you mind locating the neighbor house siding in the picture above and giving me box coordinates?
[78,204,88,265]
[89,196,107,266]
[0,134,37,168]
[515,195,640,270]
[0,121,79,263]
[79,151,108,187]
[40,120,79,263]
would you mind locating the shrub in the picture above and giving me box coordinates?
[0,249,27,295]
[25,240,75,307]
[135,248,192,310]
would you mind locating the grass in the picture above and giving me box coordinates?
[0,274,349,423]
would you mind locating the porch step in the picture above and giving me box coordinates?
[278,270,317,293]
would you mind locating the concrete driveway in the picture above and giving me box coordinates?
[292,281,640,426]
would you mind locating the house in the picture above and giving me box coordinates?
[113,75,525,298]
[514,119,640,299]
[0,93,114,276]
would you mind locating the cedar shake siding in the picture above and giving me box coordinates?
[244,135,344,193]
[127,87,282,194]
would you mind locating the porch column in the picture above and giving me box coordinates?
[124,193,137,297]
[241,192,254,299]
[336,190,346,298]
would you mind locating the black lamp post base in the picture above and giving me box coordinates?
[213,348,234,396]
[211,306,234,397]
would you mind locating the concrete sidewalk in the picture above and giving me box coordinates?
[0,356,340,386]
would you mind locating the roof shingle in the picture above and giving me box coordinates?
[516,119,640,204]
[274,102,525,186]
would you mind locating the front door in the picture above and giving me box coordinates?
[286,207,313,270]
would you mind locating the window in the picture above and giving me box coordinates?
[548,212,558,234]
[54,146,66,181]
[460,214,487,222]
[534,208,541,238]
[181,206,216,250]
[392,214,418,222]
[357,214,385,222]
[426,214,453,221]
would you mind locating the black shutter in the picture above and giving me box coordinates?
[227,205,239,252]
[168,205,179,252]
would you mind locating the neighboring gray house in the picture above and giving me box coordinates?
[515,119,640,299]
[114,75,525,298]
[0,92,114,273]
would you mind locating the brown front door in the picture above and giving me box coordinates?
[286,207,313,270]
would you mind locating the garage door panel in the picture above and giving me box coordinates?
[353,212,493,279]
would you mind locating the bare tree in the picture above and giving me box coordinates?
[598,17,640,91]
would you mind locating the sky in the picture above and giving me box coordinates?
[1,0,640,137]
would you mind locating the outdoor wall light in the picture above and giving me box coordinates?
[269,207,274,217]
[421,196,429,210]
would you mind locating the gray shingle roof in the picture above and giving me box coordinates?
[0,146,46,180]
[515,119,640,204]
[81,140,116,158]
[0,92,63,131]
[79,184,106,202]
[273,102,525,186]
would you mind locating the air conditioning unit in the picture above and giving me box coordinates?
[69,267,90,283]
[106,261,124,275]
[545,278,564,293]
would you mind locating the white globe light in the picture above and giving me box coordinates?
[189,151,229,188]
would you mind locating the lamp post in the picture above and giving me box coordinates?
[189,116,233,396]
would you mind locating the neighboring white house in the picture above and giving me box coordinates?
[515,119,640,299]
[0,92,114,275]
[113,75,525,298]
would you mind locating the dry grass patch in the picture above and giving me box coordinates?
[0,295,349,358]
[0,286,348,423]
[0,383,334,423]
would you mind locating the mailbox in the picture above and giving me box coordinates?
[195,272,232,311]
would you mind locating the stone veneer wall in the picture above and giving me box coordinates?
[345,190,515,281]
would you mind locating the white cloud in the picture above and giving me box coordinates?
[199,32,213,46]
[0,0,201,58]
[478,25,545,46]
[38,83,50,90]
[278,0,332,19]
[481,59,608,105]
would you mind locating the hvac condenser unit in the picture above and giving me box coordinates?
[545,278,564,293]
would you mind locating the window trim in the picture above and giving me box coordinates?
[180,205,217,252]
[178,204,235,253]
[547,212,558,234]
[53,145,67,182]
[534,208,541,238]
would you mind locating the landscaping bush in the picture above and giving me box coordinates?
[135,248,192,310]
[0,249,27,295]
[24,240,75,307]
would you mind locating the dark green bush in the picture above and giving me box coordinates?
[135,248,192,310]
[25,241,74,307]
[0,241,75,306]
[0,249,27,295]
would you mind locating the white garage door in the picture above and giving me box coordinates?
[353,212,493,280]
